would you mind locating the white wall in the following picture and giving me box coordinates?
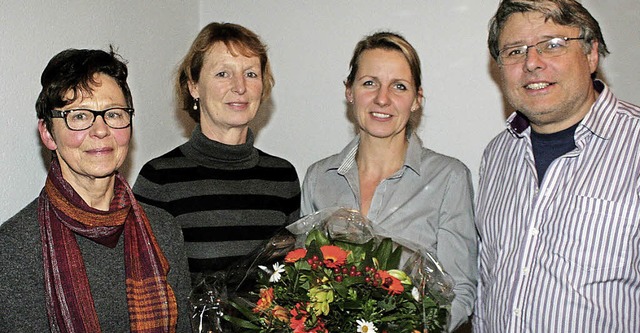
[200,1,506,190]
[1,0,639,223]
[0,0,198,222]
[200,0,640,193]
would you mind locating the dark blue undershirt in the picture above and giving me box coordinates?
[530,122,580,186]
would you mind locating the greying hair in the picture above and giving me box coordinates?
[488,0,609,61]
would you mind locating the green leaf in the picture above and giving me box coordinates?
[373,238,393,269]
[305,229,330,247]
[222,314,261,329]
[387,245,403,269]
[227,298,259,321]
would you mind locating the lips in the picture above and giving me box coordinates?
[371,112,391,119]
[87,147,113,155]
[226,101,250,110]
[524,82,553,90]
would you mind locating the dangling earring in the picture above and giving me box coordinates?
[193,98,200,111]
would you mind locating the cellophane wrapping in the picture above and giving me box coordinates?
[190,207,454,333]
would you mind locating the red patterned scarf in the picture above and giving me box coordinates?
[38,160,178,333]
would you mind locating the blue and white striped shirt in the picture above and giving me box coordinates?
[474,81,640,332]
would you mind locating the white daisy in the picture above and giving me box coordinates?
[356,319,377,333]
[259,262,285,283]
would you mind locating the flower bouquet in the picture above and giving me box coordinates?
[218,207,454,333]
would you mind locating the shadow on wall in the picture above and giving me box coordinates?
[175,104,197,139]
[38,128,52,178]
[487,57,515,120]
[250,97,275,142]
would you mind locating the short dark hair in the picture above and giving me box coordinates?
[176,22,274,122]
[35,46,132,131]
[488,0,609,62]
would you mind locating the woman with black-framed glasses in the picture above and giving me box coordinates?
[0,47,191,332]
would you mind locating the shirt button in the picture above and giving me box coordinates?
[522,267,529,275]
[514,308,521,316]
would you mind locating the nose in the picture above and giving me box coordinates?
[374,87,390,106]
[523,46,546,72]
[89,115,110,138]
[232,76,246,94]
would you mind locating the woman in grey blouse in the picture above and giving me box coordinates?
[300,31,477,332]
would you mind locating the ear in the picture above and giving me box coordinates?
[187,80,200,99]
[586,40,600,74]
[412,87,424,112]
[345,87,354,103]
[38,120,57,151]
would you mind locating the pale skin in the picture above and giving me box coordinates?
[188,42,264,145]
[498,12,599,134]
[345,48,422,216]
[38,74,131,211]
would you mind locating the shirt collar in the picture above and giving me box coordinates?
[333,132,423,176]
[580,80,617,140]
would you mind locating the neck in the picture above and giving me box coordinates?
[61,169,116,211]
[200,122,249,145]
[356,133,408,177]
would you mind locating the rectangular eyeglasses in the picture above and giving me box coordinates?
[498,36,585,65]
[51,107,134,131]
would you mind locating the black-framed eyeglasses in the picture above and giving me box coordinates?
[498,37,585,65]
[51,107,134,131]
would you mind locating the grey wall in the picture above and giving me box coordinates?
[1,0,638,223]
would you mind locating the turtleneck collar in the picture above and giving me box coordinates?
[181,124,259,169]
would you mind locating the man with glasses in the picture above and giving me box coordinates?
[475,0,640,332]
